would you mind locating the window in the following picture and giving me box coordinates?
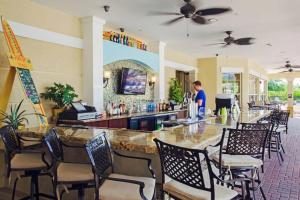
[222,73,242,104]
[176,71,190,93]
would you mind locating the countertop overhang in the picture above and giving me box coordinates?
[18,110,271,154]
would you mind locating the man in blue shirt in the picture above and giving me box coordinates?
[193,81,206,114]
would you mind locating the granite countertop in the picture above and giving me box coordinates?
[18,110,270,154]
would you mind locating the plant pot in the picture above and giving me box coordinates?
[52,107,65,122]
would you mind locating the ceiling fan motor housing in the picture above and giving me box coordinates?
[180,3,196,18]
[224,36,234,44]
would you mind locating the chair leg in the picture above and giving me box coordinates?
[34,175,39,200]
[12,177,19,200]
[30,176,35,200]
[78,186,85,200]
[281,144,286,154]
[260,186,267,200]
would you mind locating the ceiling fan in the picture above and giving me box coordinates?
[275,61,300,70]
[206,31,255,47]
[280,68,296,73]
[151,0,232,25]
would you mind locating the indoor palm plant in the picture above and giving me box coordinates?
[0,99,39,130]
[169,78,184,108]
[41,82,78,120]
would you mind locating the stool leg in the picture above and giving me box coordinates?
[78,186,85,200]
[30,176,35,200]
[34,175,39,200]
[12,177,19,200]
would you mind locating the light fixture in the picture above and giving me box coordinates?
[103,71,111,88]
[208,18,218,22]
[149,76,156,88]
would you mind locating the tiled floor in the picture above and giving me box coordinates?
[256,118,300,200]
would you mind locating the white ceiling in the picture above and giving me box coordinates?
[33,0,300,72]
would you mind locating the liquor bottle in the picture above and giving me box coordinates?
[162,100,166,111]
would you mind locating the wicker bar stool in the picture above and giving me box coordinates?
[85,133,156,200]
[210,128,269,200]
[0,125,54,200]
[43,128,94,200]
[154,138,240,200]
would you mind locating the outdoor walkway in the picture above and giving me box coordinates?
[257,118,300,200]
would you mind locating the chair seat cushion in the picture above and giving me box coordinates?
[57,162,94,183]
[213,154,263,168]
[99,173,155,200]
[11,153,47,170]
[21,138,41,148]
[163,178,238,200]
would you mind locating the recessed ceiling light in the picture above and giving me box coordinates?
[208,18,218,22]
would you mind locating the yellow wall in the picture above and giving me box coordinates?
[0,0,82,127]
[197,56,268,110]
[197,57,218,109]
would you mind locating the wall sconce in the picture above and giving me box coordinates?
[103,71,111,88]
[149,76,156,88]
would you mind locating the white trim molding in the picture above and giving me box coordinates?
[249,69,268,80]
[0,20,83,49]
[165,60,198,72]
[221,67,244,73]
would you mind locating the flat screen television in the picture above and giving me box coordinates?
[120,68,147,95]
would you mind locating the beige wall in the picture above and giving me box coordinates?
[165,48,197,67]
[164,66,176,100]
[0,0,82,127]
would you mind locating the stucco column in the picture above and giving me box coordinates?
[81,16,106,112]
[148,41,166,101]
[287,78,294,108]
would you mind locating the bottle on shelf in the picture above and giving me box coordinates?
[162,100,166,111]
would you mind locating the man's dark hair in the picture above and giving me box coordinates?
[193,81,202,86]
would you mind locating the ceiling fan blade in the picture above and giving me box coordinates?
[204,42,226,46]
[274,67,286,69]
[162,16,184,25]
[191,15,207,24]
[234,37,255,45]
[221,43,230,48]
[148,11,182,16]
[292,65,300,68]
[280,71,289,73]
[195,7,232,16]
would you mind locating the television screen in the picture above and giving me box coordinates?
[120,68,147,95]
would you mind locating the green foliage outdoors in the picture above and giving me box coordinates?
[268,80,300,101]
[41,82,78,108]
[169,78,184,104]
[0,99,42,129]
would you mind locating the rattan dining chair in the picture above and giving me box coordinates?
[0,125,54,200]
[154,138,240,200]
[43,128,94,200]
[210,128,269,200]
[86,133,156,200]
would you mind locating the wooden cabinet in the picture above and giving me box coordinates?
[108,118,128,129]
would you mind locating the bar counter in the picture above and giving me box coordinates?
[18,110,270,154]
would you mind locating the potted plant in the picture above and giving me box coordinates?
[0,99,41,130]
[41,82,78,120]
[169,78,184,110]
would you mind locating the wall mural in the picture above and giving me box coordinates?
[103,60,155,109]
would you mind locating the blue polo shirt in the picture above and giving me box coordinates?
[195,90,206,110]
